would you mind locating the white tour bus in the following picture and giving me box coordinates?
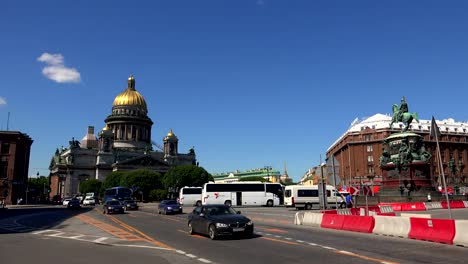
[284,184,345,210]
[179,186,202,206]
[202,182,284,207]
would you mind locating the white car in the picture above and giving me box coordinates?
[62,198,72,206]
[83,197,96,206]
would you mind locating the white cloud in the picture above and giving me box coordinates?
[0,97,6,105]
[37,52,81,83]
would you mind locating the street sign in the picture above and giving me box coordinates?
[349,186,359,195]
[326,156,340,186]
[363,185,373,196]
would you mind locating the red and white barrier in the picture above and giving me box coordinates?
[295,206,468,248]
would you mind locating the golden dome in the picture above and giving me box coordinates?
[112,75,148,111]
[167,129,175,137]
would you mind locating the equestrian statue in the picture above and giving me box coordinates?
[389,96,419,132]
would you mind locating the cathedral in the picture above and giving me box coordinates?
[49,76,196,198]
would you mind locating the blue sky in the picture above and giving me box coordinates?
[1,1,468,182]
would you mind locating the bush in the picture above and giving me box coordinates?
[149,189,168,201]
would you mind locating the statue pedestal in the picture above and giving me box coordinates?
[380,162,433,196]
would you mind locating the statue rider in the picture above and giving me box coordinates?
[399,96,408,121]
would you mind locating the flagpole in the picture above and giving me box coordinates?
[433,118,452,219]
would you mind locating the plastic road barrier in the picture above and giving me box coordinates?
[373,215,411,238]
[342,215,375,233]
[337,209,351,215]
[429,202,442,209]
[408,217,455,244]
[302,212,323,226]
[321,214,345,230]
[453,220,468,247]
[294,212,304,225]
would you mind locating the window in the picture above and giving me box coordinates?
[298,189,318,197]
[182,188,202,195]
[364,135,371,141]
[1,143,9,154]
[368,166,374,174]
[367,145,373,152]
[367,155,374,162]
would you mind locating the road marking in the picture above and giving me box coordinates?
[336,250,399,264]
[259,232,399,264]
[198,258,212,263]
[107,214,175,250]
[93,237,109,243]
[33,229,56,235]
[47,232,65,237]
[260,237,300,245]
[186,254,197,258]
[260,228,288,233]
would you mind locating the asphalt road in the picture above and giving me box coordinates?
[1,205,468,264]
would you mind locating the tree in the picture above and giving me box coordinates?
[102,171,126,189]
[120,169,163,200]
[239,176,268,182]
[28,176,49,202]
[163,165,213,190]
[79,179,102,195]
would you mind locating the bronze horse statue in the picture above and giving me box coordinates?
[389,104,419,132]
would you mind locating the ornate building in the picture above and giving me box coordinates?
[0,131,33,205]
[49,76,196,198]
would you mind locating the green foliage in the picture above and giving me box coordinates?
[163,165,213,190]
[239,176,269,182]
[149,189,168,201]
[121,169,163,200]
[102,171,126,189]
[28,176,50,201]
[79,179,102,195]
[102,169,164,201]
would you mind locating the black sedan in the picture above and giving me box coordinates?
[103,200,125,214]
[67,198,81,209]
[158,200,182,215]
[123,200,139,210]
[188,205,254,240]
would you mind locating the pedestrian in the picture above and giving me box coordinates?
[346,194,353,208]
[427,193,431,202]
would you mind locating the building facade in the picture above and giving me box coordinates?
[0,131,33,205]
[326,114,468,192]
[213,167,281,183]
[49,76,196,198]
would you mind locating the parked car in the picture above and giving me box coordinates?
[158,200,182,215]
[62,198,72,206]
[52,195,62,205]
[103,200,125,214]
[123,200,138,210]
[83,197,96,206]
[67,198,81,209]
[188,205,254,240]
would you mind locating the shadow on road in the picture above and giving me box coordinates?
[0,206,95,234]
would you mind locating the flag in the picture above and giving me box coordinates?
[430,116,441,139]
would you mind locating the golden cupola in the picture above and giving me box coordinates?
[112,75,148,113]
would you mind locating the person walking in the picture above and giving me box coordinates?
[346,194,353,208]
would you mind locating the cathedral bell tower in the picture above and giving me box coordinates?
[163,129,178,157]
